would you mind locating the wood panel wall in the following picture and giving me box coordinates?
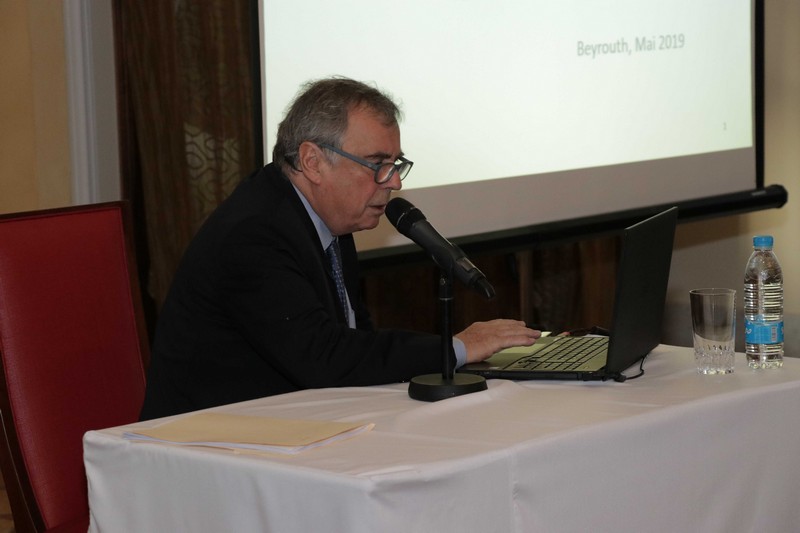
[361,236,620,336]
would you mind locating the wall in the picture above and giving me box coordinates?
[662,1,799,357]
[0,0,72,213]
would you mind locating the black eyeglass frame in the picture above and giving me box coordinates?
[318,143,413,184]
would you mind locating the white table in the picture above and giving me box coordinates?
[84,346,800,532]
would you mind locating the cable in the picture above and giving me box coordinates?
[619,353,649,381]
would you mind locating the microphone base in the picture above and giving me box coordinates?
[408,373,487,402]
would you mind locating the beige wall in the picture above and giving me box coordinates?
[0,0,72,214]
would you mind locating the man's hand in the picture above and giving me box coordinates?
[455,319,541,364]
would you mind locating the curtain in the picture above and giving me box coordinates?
[114,0,257,314]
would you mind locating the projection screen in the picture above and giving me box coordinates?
[257,0,782,260]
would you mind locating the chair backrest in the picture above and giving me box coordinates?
[0,202,149,532]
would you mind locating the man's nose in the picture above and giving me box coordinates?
[383,169,403,191]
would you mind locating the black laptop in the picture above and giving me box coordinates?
[459,207,678,382]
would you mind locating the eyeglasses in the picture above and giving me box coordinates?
[319,143,413,184]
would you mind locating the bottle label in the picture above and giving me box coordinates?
[745,319,784,344]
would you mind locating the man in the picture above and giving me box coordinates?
[140,77,539,420]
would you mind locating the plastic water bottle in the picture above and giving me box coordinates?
[743,235,784,368]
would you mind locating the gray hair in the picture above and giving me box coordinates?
[273,77,402,174]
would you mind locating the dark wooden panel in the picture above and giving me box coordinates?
[361,236,619,336]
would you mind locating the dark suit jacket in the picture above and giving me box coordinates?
[140,164,441,420]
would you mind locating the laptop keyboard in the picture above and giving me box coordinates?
[505,336,608,371]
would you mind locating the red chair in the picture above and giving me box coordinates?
[0,202,149,532]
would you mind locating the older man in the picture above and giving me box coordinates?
[140,78,539,420]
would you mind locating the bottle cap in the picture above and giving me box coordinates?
[753,235,773,247]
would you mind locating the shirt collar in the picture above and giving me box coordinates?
[291,183,335,249]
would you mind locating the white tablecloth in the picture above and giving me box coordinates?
[84,346,800,532]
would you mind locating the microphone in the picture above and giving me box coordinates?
[385,198,495,299]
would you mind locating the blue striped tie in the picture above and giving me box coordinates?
[325,238,349,321]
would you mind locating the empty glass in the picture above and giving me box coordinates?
[690,288,736,374]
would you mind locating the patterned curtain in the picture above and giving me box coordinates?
[114,0,257,315]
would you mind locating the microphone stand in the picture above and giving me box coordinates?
[408,269,488,402]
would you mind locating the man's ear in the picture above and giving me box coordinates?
[297,141,324,184]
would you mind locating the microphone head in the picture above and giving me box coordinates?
[386,197,426,235]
